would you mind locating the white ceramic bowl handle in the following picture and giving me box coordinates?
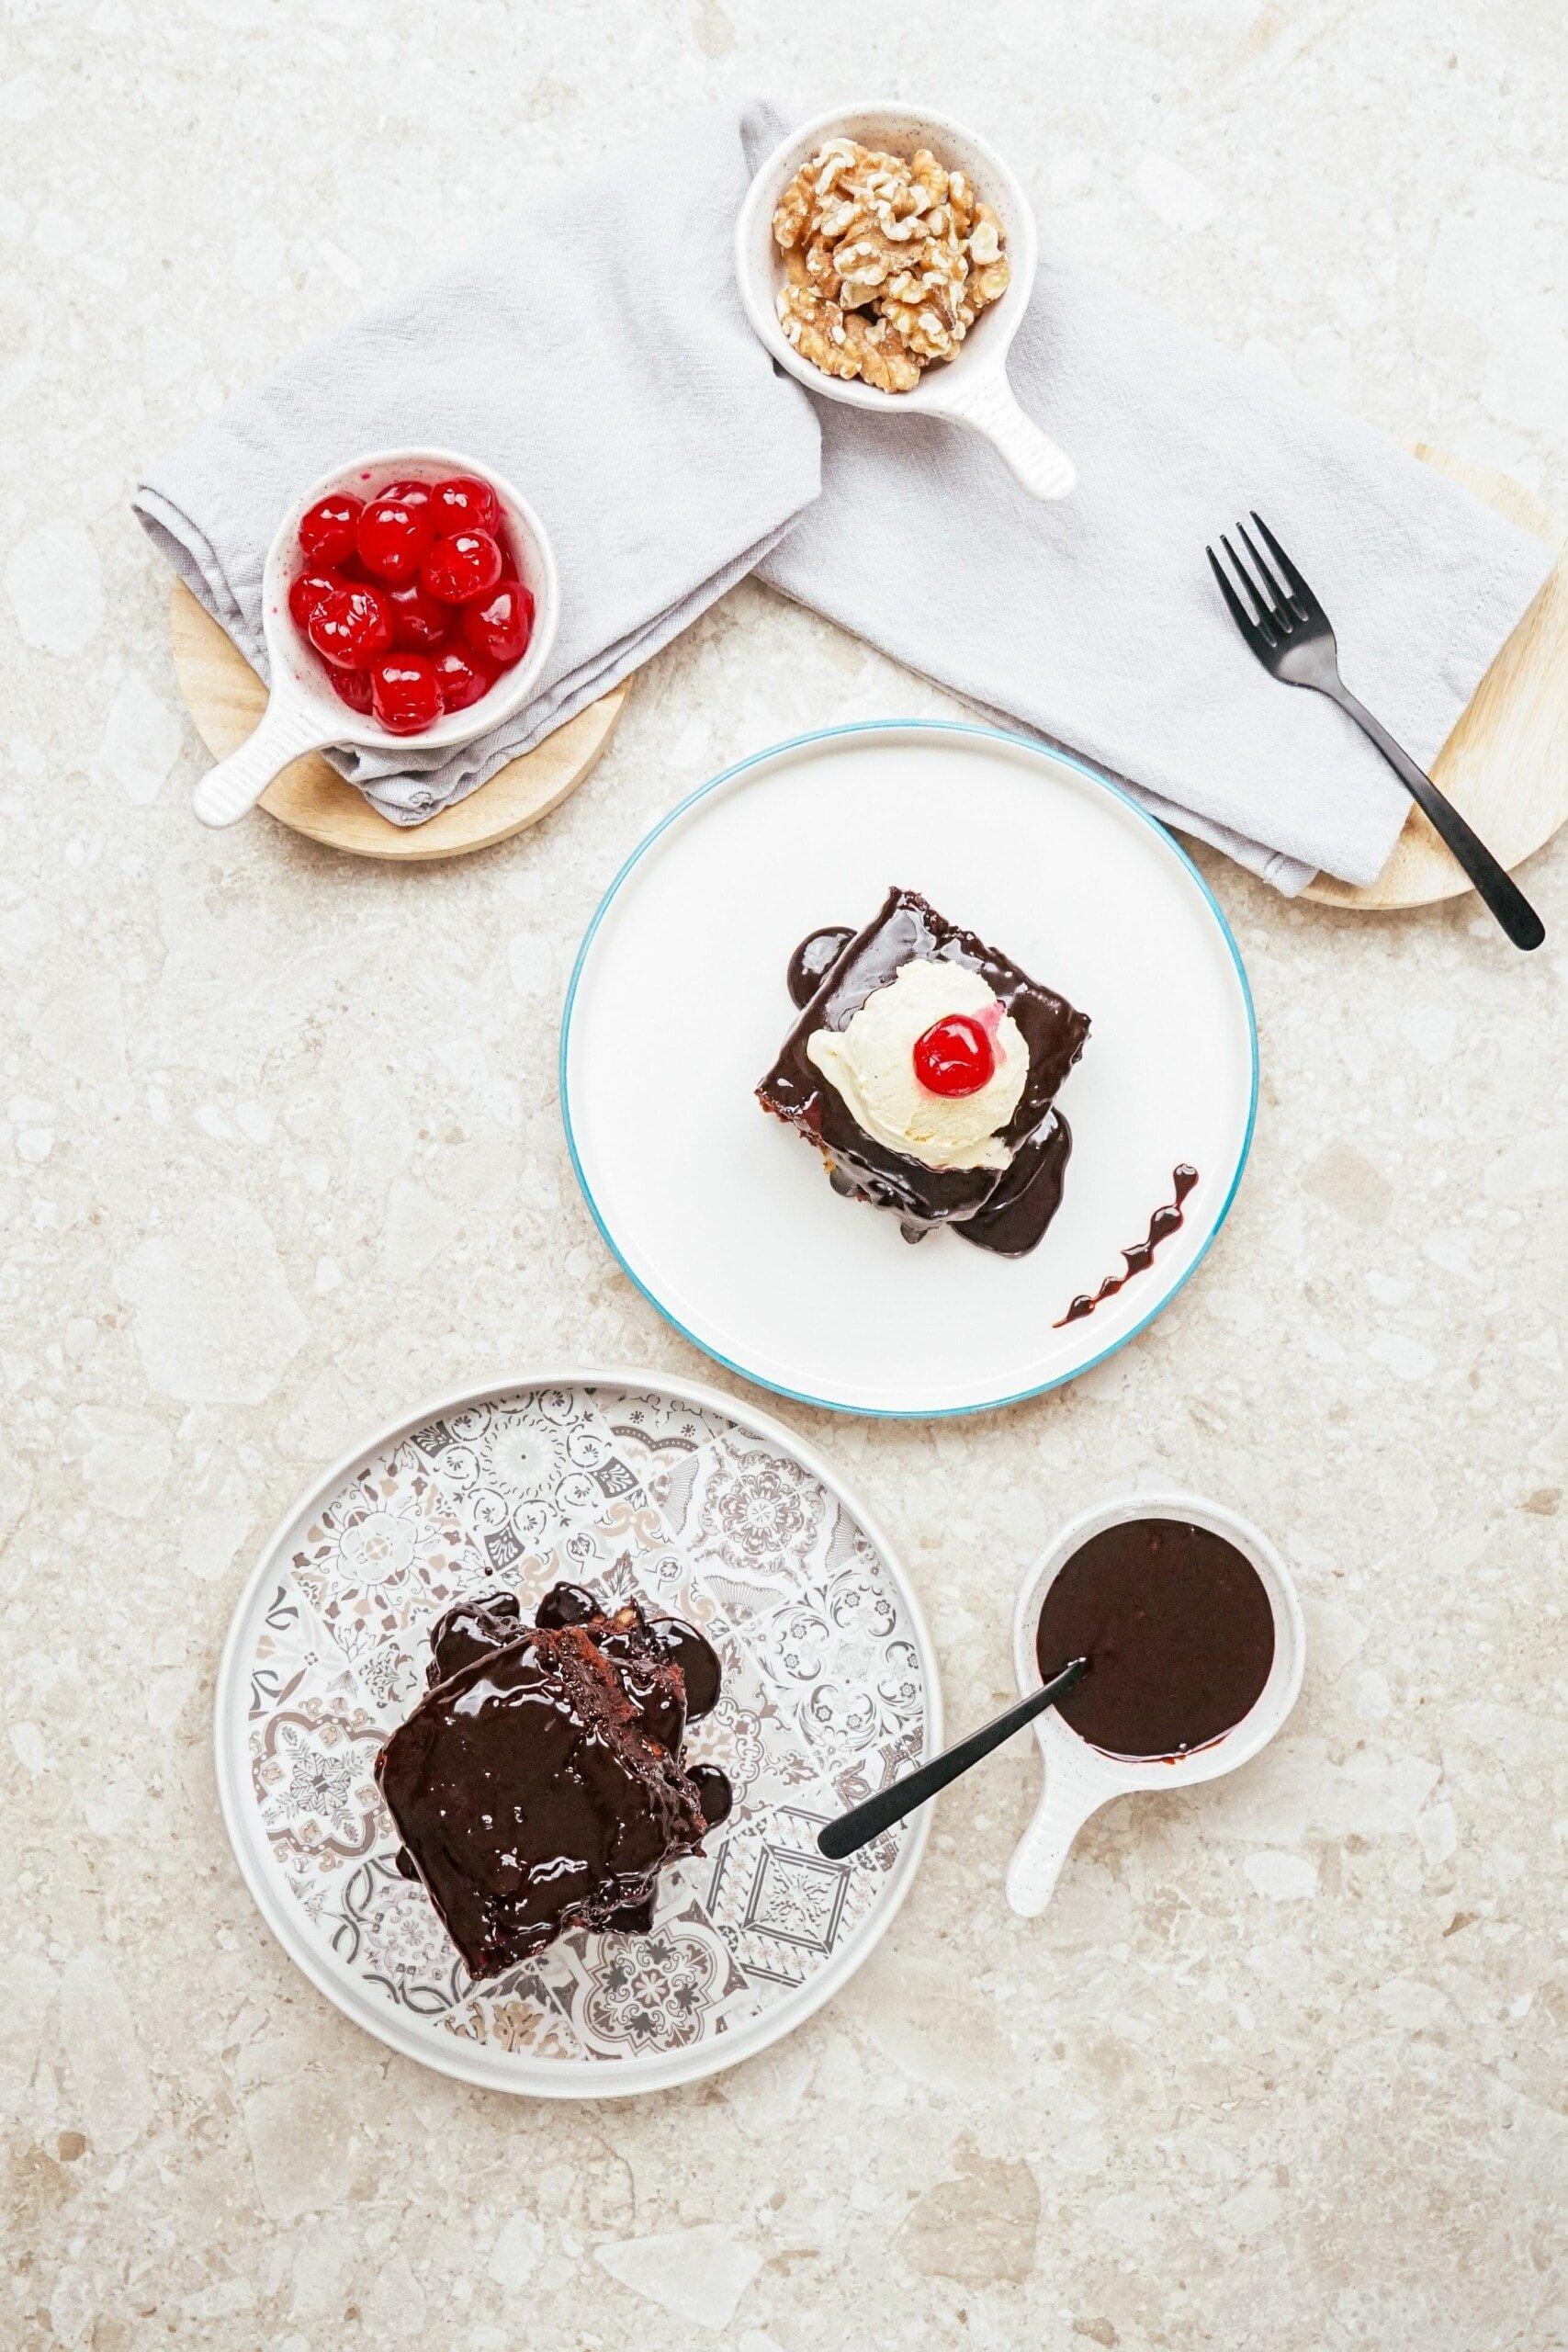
[938,369,1077,501]
[192,696,333,829]
[1006,1748,1108,1917]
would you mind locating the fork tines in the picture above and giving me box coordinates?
[1206,513,1320,645]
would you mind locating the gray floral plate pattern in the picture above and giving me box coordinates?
[215,1371,940,2097]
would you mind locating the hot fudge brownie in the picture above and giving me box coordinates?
[378,1581,729,1979]
[759,888,1089,1255]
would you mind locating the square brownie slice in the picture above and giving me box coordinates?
[377,1621,708,1980]
[758,887,1089,1243]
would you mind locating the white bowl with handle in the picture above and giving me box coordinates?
[735,100,1075,502]
[1007,1491,1305,1917]
[190,444,559,830]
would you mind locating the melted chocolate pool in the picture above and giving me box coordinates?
[1035,1517,1275,1758]
[786,925,856,1009]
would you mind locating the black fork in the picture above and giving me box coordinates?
[1207,514,1543,950]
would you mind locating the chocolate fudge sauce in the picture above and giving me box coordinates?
[1055,1165,1199,1325]
[953,1110,1073,1258]
[786,925,855,1009]
[646,1616,722,1719]
[378,1623,710,1977]
[765,894,1089,1251]
[531,1582,721,1728]
[1035,1517,1275,1758]
[426,1589,526,1685]
[689,1762,734,1827]
[381,1580,731,1975]
[533,1580,599,1628]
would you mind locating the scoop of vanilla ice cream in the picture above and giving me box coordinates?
[806,956,1028,1171]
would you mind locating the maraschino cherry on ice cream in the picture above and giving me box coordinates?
[912,1005,1001,1097]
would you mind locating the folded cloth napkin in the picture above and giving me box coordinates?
[138,99,1551,890]
[750,131,1551,888]
[135,108,823,825]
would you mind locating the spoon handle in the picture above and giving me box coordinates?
[817,1657,1088,1861]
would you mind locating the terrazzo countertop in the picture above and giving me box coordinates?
[3,5,1563,2348]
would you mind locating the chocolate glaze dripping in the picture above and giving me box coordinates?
[774,905,1088,1255]
[384,1580,731,1970]
[647,1616,722,1720]
[953,1110,1073,1259]
[689,1762,734,1827]
[786,925,856,1010]
[1055,1165,1199,1326]
[534,1581,722,1724]
[608,1763,733,1928]
[532,1580,600,1629]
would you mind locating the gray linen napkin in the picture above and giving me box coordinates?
[138,99,1550,890]
[749,111,1552,889]
[135,107,823,825]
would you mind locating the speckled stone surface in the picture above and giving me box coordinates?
[2,6,1563,2349]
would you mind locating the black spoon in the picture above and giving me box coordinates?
[818,1655,1089,1861]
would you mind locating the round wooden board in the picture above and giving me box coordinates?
[170,581,627,860]
[1303,446,1565,910]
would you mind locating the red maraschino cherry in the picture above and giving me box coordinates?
[298,493,363,568]
[387,578,451,650]
[329,666,375,715]
[461,580,534,668]
[912,1012,996,1097]
[288,566,346,636]
[422,527,503,605]
[431,475,502,535]
[356,493,434,584]
[370,654,444,734]
[307,582,394,668]
[432,644,493,712]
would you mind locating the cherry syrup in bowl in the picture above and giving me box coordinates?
[265,446,558,749]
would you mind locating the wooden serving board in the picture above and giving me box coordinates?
[1303,447,1565,910]
[170,581,627,861]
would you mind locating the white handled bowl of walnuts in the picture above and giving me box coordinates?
[736,101,1076,501]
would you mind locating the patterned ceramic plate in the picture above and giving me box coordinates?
[215,1370,940,2098]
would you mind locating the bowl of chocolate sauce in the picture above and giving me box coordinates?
[1007,1494,1303,1918]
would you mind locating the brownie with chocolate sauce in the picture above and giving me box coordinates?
[378,1582,729,1979]
[758,887,1089,1255]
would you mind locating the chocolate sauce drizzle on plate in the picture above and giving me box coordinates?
[1055,1164,1199,1327]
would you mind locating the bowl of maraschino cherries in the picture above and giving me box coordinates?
[190,446,558,831]
[294,470,536,729]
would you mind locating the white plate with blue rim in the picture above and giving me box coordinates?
[562,721,1258,1418]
